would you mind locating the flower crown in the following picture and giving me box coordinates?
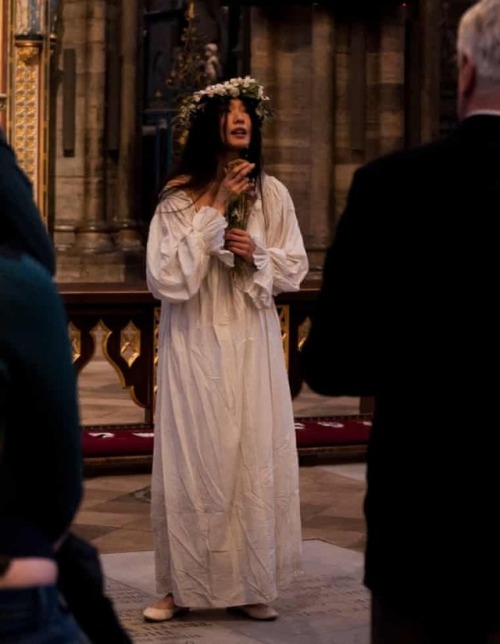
[175,76,273,131]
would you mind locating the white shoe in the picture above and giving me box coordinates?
[143,604,188,622]
[227,604,279,620]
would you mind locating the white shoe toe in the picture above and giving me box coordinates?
[228,604,279,621]
[143,605,187,622]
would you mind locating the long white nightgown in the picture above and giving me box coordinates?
[146,174,309,608]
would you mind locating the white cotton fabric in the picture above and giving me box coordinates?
[146,174,308,608]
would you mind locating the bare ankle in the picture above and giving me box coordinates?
[151,594,175,609]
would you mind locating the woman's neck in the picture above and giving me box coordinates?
[218,150,240,175]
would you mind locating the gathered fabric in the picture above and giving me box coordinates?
[146,174,308,608]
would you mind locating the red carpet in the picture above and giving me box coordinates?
[294,416,372,447]
[82,417,372,458]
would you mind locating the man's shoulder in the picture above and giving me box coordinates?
[363,137,451,172]
[357,136,453,184]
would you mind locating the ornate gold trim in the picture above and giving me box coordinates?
[277,304,290,370]
[90,319,112,362]
[92,319,146,410]
[3,0,14,133]
[153,307,160,409]
[68,321,81,363]
[7,1,53,226]
[298,316,311,350]
[16,40,42,66]
[13,42,39,193]
[120,321,141,367]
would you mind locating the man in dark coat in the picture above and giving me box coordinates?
[300,1,500,642]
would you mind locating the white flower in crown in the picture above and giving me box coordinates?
[175,76,273,131]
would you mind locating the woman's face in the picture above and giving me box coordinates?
[220,99,252,151]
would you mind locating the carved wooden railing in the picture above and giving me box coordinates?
[59,281,320,429]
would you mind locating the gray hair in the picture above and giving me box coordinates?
[457,0,500,84]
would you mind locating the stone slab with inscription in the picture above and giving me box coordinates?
[103,540,369,644]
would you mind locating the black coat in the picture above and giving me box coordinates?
[300,115,500,622]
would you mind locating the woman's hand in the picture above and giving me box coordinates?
[225,228,256,264]
[213,160,256,215]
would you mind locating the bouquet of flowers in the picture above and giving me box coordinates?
[226,163,252,229]
[224,159,256,273]
[227,195,249,229]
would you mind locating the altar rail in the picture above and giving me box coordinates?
[59,281,321,428]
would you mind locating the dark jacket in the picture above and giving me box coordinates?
[0,130,55,275]
[300,115,500,621]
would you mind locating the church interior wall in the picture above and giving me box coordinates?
[1,0,461,284]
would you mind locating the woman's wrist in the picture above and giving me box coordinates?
[212,199,227,216]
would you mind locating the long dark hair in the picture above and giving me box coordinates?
[161,96,264,201]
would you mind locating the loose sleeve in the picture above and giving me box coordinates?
[146,194,233,302]
[244,178,309,309]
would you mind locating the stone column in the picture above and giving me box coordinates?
[251,6,335,280]
[364,12,405,158]
[309,6,336,277]
[419,0,441,143]
[74,0,114,254]
[52,0,86,258]
[114,0,144,255]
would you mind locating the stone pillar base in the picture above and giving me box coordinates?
[56,249,145,283]
[114,220,145,253]
[74,223,116,254]
[53,222,77,253]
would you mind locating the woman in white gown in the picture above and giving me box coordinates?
[144,77,308,622]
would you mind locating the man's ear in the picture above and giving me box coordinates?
[459,53,477,98]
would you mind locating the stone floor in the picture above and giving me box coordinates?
[74,356,369,642]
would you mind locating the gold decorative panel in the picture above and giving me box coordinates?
[90,319,135,405]
[6,0,54,226]
[277,304,290,370]
[90,320,112,359]
[298,316,311,350]
[120,321,141,367]
[153,307,160,404]
[13,40,40,194]
[68,321,81,363]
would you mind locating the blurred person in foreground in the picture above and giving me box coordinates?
[0,130,131,644]
[300,1,500,642]
[0,130,84,642]
[144,77,308,622]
